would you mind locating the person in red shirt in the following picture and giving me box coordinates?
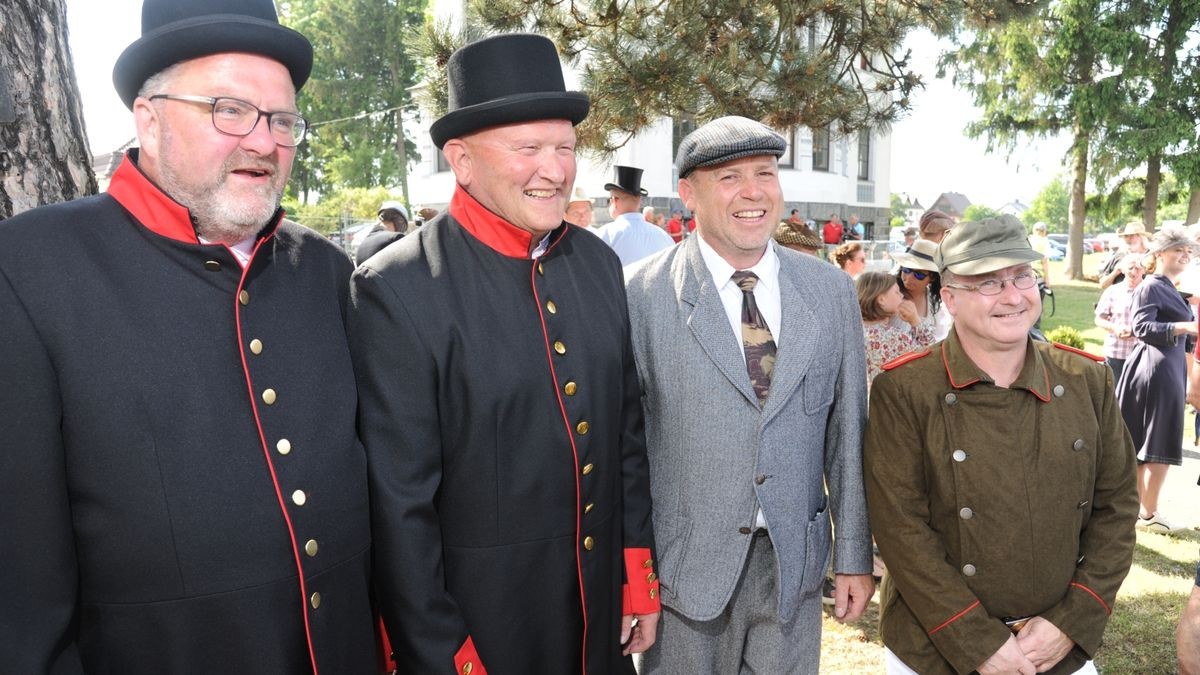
[823,213,844,245]
[665,209,685,243]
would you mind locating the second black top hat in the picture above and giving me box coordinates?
[604,166,648,196]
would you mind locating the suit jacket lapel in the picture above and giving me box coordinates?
[762,256,819,421]
[679,238,758,406]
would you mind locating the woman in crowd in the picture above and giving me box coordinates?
[1094,253,1146,382]
[856,272,915,390]
[1116,227,1198,532]
[832,242,866,278]
[918,209,955,244]
[889,239,950,347]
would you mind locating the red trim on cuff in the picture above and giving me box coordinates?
[1070,582,1112,614]
[454,635,488,675]
[623,547,661,615]
[377,615,396,673]
[928,600,981,635]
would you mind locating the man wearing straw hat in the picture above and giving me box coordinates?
[348,33,659,674]
[865,216,1138,675]
[0,0,376,671]
[565,186,597,230]
[1098,222,1150,290]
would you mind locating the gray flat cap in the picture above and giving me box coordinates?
[675,116,787,178]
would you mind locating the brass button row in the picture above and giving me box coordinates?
[576,420,589,435]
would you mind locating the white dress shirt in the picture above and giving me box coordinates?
[597,212,675,266]
[696,233,782,530]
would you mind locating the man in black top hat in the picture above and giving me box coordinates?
[347,32,660,675]
[0,1,376,673]
[596,165,674,266]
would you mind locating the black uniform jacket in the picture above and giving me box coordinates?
[0,153,376,674]
[347,187,659,675]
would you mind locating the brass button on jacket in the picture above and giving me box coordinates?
[546,300,557,314]
[238,290,250,306]
[276,438,292,455]
[249,339,263,355]
[305,539,319,557]
[553,341,566,355]
[310,592,321,609]
[203,260,221,272]
[581,463,593,475]
[564,381,578,396]
[262,388,277,405]
[583,536,594,551]
[576,421,590,435]
[292,490,306,506]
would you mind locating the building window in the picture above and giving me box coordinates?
[671,117,698,181]
[811,126,830,172]
[775,128,793,168]
[857,128,870,181]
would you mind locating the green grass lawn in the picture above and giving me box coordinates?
[818,251,1198,673]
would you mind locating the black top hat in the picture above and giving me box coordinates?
[604,166,648,197]
[430,34,589,149]
[113,0,313,110]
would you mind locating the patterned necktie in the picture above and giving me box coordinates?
[732,271,777,406]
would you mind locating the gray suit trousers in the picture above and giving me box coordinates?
[639,534,822,674]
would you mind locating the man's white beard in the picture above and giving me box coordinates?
[156,138,287,244]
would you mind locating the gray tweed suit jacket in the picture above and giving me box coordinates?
[625,236,873,623]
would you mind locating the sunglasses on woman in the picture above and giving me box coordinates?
[900,267,929,281]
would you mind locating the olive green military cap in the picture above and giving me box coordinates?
[935,215,1044,275]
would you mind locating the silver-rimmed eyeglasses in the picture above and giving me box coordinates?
[944,270,1039,296]
[149,94,308,147]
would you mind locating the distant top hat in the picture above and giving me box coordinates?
[604,166,648,196]
[113,0,313,110]
[430,33,589,149]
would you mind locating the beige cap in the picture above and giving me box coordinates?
[568,186,594,205]
[892,239,939,272]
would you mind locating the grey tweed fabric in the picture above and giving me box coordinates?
[675,116,787,178]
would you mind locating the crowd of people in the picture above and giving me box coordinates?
[4,1,1199,674]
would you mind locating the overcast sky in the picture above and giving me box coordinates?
[65,2,1072,209]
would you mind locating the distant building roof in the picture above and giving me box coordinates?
[91,138,137,189]
[931,192,971,218]
[998,199,1030,216]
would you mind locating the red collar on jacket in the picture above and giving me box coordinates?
[449,185,559,259]
[107,149,282,244]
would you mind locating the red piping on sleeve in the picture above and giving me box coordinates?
[1070,582,1111,614]
[928,600,981,635]
[234,236,320,675]
[530,257,589,674]
[623,547,660,616]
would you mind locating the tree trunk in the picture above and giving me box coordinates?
[1186,186,1200,226]
[1067,122,1088,280]
[1143,153,1161,230]
[0,0,96,220]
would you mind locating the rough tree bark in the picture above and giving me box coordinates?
[1186,187,1200,226]
[0,0,96,220]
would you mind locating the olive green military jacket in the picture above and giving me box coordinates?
[865,329,1138,674]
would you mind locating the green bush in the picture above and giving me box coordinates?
[1044,325,1086,348]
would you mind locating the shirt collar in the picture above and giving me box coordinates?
[940,328,1052,402]
[448,184,560,259]
[614,212,646,226]
[107,149,283,245]
[695,231,779,291]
